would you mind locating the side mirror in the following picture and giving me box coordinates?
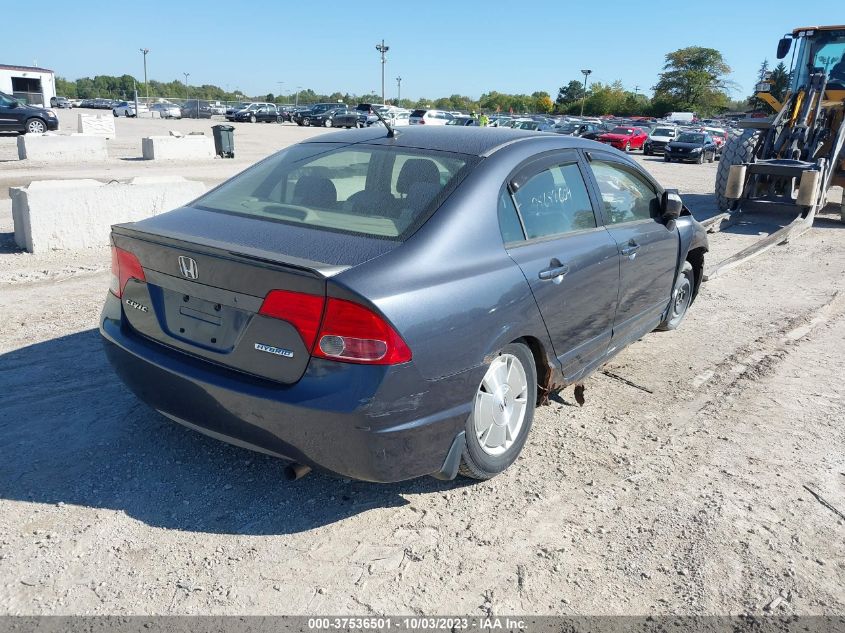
[776,37,792,60]
[662,189,683,221]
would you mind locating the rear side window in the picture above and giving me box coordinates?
[498,190,525,244]
[411,110,427,117]
[195,144,476,240]
[511,163,597,239]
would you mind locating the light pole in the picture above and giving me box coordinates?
[579,69,592,116]
[183,73,190,101]
[375,40,389,104]
[396,76,402,106]
[295,86,302,107]
[277,81,284,102]
[140,48,150,103]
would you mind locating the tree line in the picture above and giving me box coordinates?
[56,46,765,117]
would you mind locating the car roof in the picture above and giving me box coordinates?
[300,126,603,157]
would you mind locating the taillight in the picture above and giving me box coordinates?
[109,246,145,298]
[258,290,325,350]
[418,119,425,124]
[313,298,411,365]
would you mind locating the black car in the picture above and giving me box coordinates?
[0,90,60,134]
[664,132,718,164]
[580,123,615,140]
[225,102,249,116]
[100,127,707,483]
[232,104,279,123]
[181,99,213,119]
[277,104,297,122]
[307,106,350,128]
[293,103,345,126]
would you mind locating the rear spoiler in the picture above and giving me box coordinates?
[111,223,349,278]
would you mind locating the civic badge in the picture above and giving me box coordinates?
[178,256,198,280]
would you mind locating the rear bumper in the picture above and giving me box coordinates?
[99,295,477,483]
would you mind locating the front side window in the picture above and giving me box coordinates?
[511,163,597,239]
[195,144,475,240]
[590,160,660,224]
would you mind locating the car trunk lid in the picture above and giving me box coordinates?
[111,222,347,385]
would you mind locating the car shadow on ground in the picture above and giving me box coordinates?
[0,329,470,535]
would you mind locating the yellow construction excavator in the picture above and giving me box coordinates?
[715,25,845,223]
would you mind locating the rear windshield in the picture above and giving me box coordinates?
[411,110,427,117]
[194,144,477,240]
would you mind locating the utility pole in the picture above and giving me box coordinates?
[580,69,592,116]
[634,85,640,97]
[396,76,402,106]
[140,48,150,103]
[277,81,284,102]
[183,73,190,101]
[295,86,302,108]
[375,40,389,104]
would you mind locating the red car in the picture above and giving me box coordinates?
[597,126,649,152]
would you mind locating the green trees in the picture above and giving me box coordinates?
[651,46,732,115]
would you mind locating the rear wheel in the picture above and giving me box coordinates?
[249,114,256,123]
[715,129,759,211]
[459,342,536,480]
[25,118,46,134]
[657,261,694,331]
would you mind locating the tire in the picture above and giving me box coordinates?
[840,197,845,224]
[324,118,332,128]
[25,118,46,134]
[624,142,631,152]
[113,110,119,117]
[696,151,705,164]
[459,342,537,480]
[664,155,671,162]
[303,117,311,127]
[707,151,715,163]
[249,114,256,123]
[715,129,759,211]
[644,147,651,156]
[657,261,694,331]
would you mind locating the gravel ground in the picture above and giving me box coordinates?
[0,116,843,616]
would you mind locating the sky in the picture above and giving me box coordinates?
[5,0,842,101]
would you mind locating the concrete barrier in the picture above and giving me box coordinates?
[10,177,207,253]
[141,134,215,160]
[77,113,117,138]
[17,134,108,162]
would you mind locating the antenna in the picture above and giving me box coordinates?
[372,106,397,138]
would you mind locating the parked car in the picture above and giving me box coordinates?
[277,104,297,122]
[181,99,213,119]
[513,119,552,132]
[209,103,226,116]
[409,109,453,125]
[580,122,616,141]
[664,132,718,163]
[701,127,728,154]
[113,101,150,117]
[597,126,649,151]
[231,103,279,123]
[446,116,478,126]
[149,102,182,119]
[69,99,83,107]
[331,103,380,128]
[553,122,603,137]
[0,90,60,133]
[50,96,71,109]
[293,103,345,126]
[309,106,349,128]
[100,127,707,483]
[642,126,678,155]
[225,103,250,117]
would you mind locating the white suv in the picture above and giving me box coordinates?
[409,109,454,125]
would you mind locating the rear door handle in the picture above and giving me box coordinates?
[538,263,570,281]
[620,241,640,257]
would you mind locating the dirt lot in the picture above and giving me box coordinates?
[0,112,843,616]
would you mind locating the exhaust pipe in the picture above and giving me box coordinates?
[284,463,311,481]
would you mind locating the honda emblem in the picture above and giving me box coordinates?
[178,256,198,280]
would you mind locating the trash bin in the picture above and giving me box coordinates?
[212,124,235,158]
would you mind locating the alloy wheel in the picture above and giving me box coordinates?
[26,119,46,134]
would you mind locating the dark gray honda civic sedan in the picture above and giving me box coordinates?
[100,126,708,482]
